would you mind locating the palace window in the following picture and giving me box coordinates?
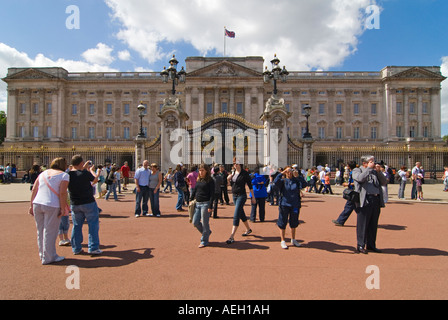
[396,102,402,114]
[106,127,112,139]
[318,127,325,139]
[206,102,213,114]
[89,104,95,115]
[371,103,377,115]
[33,126,39,138]
[46,127,52,139]
[71,127,77,139]
[124,127,130,139]
[106,104,113,115]
[319,103,325,115]
[336,127,343,139]
[422,102,428,114]
[124,103,130,115]
[336,104,342,115]
[221,102,228,113]
[409,126,416,138]
[371,127,377,139]
[353,127,360,139]
[236,102,243,114]
[353,103,360,115]
[88,127,95,139]
[33,103,39,114]
[47,103,52,115]
[396,126,403,138]
[409,102,416,114]
[72,104,77,115]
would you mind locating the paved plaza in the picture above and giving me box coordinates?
[1,182,447,300]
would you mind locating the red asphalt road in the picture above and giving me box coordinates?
[1,189,447,300]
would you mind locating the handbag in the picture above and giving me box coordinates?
[188,199,196,223]
[342,188,359,203]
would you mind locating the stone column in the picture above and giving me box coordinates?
[157,96,190,170]
[6,89,18,141]
[260,95,291,168]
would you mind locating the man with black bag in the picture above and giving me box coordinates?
[352,155,387,254]
[332,161,358,226]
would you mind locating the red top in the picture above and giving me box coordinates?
[121,165,130,177]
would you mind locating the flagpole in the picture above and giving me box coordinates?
[224,26,226,57]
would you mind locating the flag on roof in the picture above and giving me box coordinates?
[225,28,235,38]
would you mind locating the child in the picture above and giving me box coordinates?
[322,172,334,194]
[416,173,424,201]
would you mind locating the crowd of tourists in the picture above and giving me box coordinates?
[22,154,448,264]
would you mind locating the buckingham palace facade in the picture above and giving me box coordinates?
[1,56,447,172]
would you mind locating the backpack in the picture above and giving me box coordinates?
[105,171,114,185]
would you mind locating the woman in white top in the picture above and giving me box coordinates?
[397,166,408,199]
[29,158,69,265]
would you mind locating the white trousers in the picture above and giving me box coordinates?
[33,203,61,264]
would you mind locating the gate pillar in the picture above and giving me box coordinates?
[260,95,291,169]
[158,96,190,171]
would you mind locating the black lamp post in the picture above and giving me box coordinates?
[263,54,289,95]
[137,102,146,138]
[303,104,312,139]
[161,54,186,95]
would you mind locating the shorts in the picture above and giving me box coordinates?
[277,205,300,229]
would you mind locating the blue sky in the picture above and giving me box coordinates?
[1,0,447,135]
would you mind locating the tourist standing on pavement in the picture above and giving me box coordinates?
[29,157,69,264]
[332,161,358,226]
[29,164,42,191]
[105,166,119,201]
[148,163,162,216]
[274,166,306,249]
[211,167,223,218]
[225,158,254,245]
[121,161,130,191]
[134,160,151,217]
[411,162,424,200]
[190,164,215,248]
[352,155,387,254]
[250,172,268,222]
[68,155,102,255]
[173,164,187,212]
[397,166,408,199]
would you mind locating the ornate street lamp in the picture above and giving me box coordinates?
[137,102,146,138]
[161,54,187,95]
[303,104,312,139]
[263,54,289,95]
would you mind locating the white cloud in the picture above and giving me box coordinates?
[81,43,115,65]
[440,56,448,127]
[105,0,376,70]
[0,42,119,112]
[118,50,131,61]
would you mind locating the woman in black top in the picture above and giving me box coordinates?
[226,158,255,244]
[190,164,215,248]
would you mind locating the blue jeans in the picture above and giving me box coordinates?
[135,186,149,216]
[163,181,172,193]
[105,182,117,200]
[59,215,70,235]
[71,201,100,253]
[175,186,185,210]
[192,201,211,245]
[232,194,248,226]
[148,188,161,216]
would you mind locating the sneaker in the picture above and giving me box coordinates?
[59,239,71,246]
[291,239,301,247]
[54,255,65,263]
[89,249,103,255]
[73,249,84,255]
[280,241,288,249]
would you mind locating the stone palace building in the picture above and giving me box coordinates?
[1,56,447,173]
